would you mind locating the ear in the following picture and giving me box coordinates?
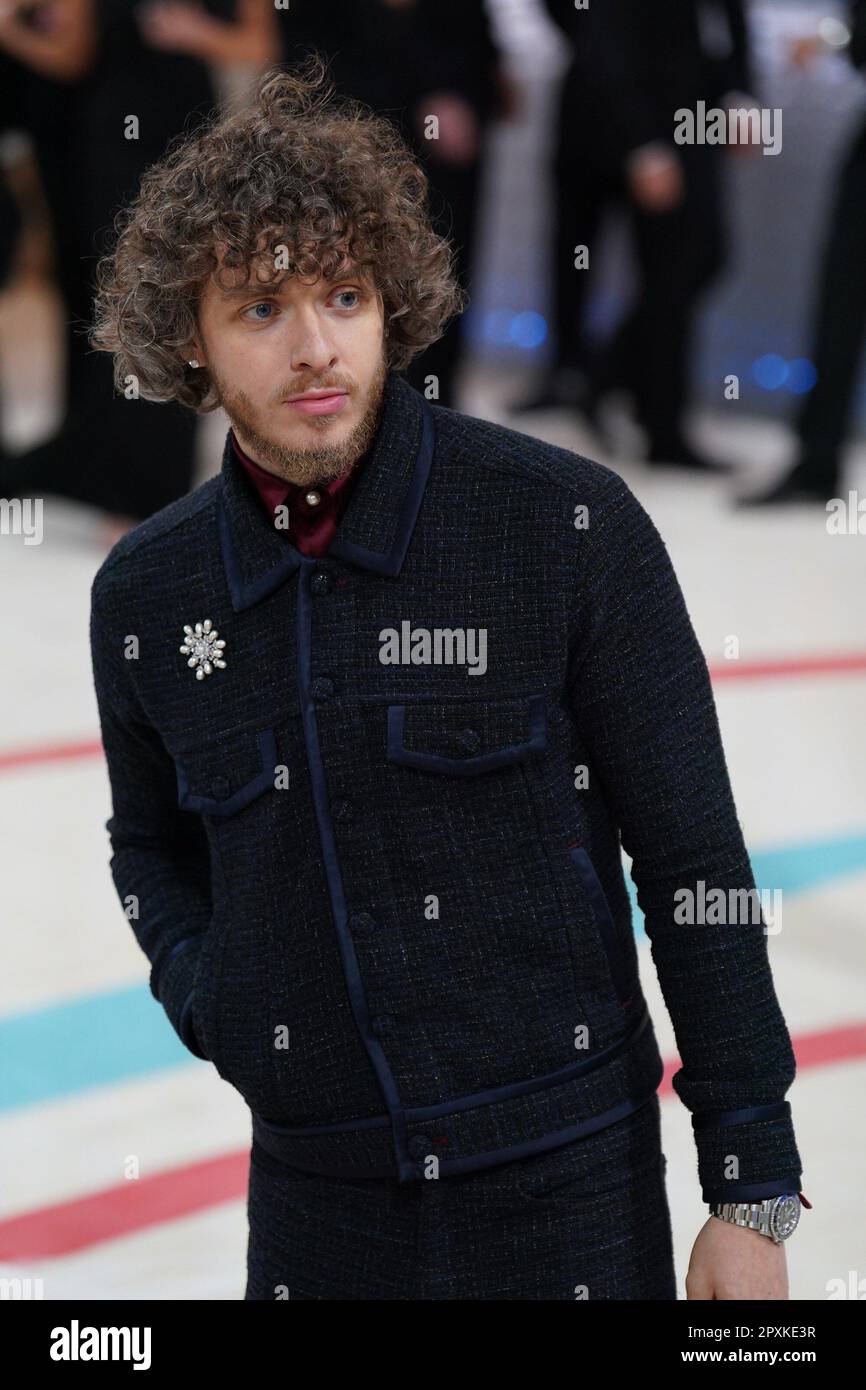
[183,341,205,370]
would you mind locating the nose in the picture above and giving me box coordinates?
[288,303,339,378]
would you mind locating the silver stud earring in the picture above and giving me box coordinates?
[188,358,200,369]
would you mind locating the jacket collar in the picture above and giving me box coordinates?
[218,369,435,612]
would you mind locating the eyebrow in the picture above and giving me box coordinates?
[217,283,281,299]
[216,272,366,301]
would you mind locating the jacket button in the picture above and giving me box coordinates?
[370,1014,394,1037]
[408,1134,432,1159]
[211,776,231,798]
[456,728,481,753]
[348,910,375,934]
[311,675,335,701]
[332,798,354,822]
[310,570,331,596]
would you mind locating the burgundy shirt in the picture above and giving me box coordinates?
[231,429,368,557]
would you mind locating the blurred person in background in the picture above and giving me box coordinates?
[0,0,94,475]
[738,0,866,506]
[514,0,755,473]
[0,0,245,538]
[373,0,512,407]
[0,44,26,466]
[142,0,513,409]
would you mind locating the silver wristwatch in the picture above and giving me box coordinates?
[709,1193,801,1243]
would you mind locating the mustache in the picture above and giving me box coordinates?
[271,376,353,403]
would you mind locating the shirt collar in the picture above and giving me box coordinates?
[229,430,359,514]
[218,369,436,612]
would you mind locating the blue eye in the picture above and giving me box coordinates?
[243,302,275,321]
[334,289,361,309]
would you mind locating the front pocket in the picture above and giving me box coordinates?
[385,693,547,775]
[174,726,279,817]
[515,1136,594,1204]
[372,692,583,1090]
[569,847,633,1007]
[516,1100,662,1203]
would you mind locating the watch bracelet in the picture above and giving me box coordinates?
[709,1193,801,1242]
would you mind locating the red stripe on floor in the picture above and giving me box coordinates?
[659,1020,866,1095]
[1,654,866,773]
[1,1021,864,1261]
[0,1151,249,1260]
[707,652,866,680]
[0,738,103,771]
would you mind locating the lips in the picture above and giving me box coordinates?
[285,389,346,401]
[283,388,349,417]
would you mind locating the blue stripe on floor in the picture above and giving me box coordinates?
[0,984,203,1113]
[628,831,866,941]
[3,831,866,1113]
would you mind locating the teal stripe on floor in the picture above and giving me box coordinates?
[628,830,866,940]
[0,983,203,1113]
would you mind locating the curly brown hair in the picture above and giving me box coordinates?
[89,54,468,413]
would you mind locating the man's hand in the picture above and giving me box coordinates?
[412,92,480,166]
[686,1216,789,1299]
[136,1,215,57]
[624,144,684,214]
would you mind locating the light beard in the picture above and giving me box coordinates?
[219,357,388,488]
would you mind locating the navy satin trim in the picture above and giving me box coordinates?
[409,1002,652,1120]
[386,693,547,774]
[296,560,414,1178]
[175,727,278,817]
[254,1004,654,1136]
[157,933,198,997]
[569,846,633,1005]
[156,937,202,1041]
[254,1087,663,1181]
[256,1109,393,1137]
[692,1101,791,1131]
[704,1176,802,1203]
[178,988,207,1061]
[166,935,197,966]
[219,389,434,607]
[433,1088,662,1178]
[218,487,303,613]
[329,393,435,578]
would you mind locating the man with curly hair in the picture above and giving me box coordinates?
[88,58,805,1301]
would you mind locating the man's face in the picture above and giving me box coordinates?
[193,254,388,488]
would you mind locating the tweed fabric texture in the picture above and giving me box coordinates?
[245,1093,677,1300]
[89,369,802,1204]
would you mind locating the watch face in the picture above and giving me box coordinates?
[770,1195,800,1240]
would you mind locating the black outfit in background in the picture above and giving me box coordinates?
[743,0,866,504]
[0,56,23,293]
[528,0,752,460]
[0,53,25,459]
[277,0,503,408]
[0,174,19,292]
[3,0,224,519]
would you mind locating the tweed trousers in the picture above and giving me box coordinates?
[244,1093,677,1300]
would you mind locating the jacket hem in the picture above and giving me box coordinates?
[251,1001,665,1180]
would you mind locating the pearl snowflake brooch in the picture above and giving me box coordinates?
[179,618,227,680]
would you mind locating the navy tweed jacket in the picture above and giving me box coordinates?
[89,369,803,1201]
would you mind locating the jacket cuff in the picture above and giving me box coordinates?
[151,936,207,1060]
[690,1102,803,1205]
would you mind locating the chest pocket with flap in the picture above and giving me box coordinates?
[174,726,279,817]
[385,693,547,775]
